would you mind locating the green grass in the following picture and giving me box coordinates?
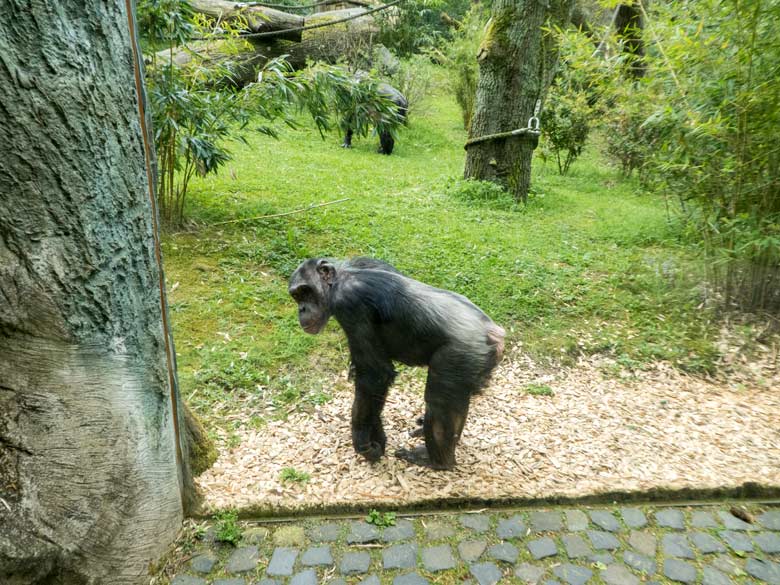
[279,467,311,484]
[525,383,555,397]
[162,71,719,433]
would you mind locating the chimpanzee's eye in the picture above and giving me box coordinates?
[291,284,312,300]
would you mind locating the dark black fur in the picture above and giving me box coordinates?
[288,257,505,469]
[342,83,408,155]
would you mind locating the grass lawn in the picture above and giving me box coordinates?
[162,73,718,437]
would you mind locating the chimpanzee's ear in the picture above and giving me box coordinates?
[316,259,336,285]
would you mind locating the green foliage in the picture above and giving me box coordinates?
[148,59,290,227]
[213,510,242,545]
[377,0,470,57]
[389,54,436,115]
[610,0,780,310]
[365,509,397,527]
[439,4,488,129]
[601,83,658,180]
[541,28,617,175]
[192,523,208,540]
[139,0,295,227]
[279,467,311,484]
[282,63,407,145]
[541,92,590,175]
[137,0,194,49]
[525,383,554,396]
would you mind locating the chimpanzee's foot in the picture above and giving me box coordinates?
[410,416,424,438]
[342,142,352,149]
[395,445,453,470]
[356,440,384,462]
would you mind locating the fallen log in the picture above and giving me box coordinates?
[191,0,304,41]
[156,4,381,85]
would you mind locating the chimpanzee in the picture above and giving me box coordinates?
[342,82,408,155]
[288,257,505,469]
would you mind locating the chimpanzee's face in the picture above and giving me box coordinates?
[289,283,328,334]
[288,259,335,334]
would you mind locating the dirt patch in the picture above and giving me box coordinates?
[195,349,780,514]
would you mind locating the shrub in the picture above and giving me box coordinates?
[541,91,591,175]
[214,510,242,545]
[601,84,659,180]
[389,54,436,116]
[541,27,618,175]
[281,63,408,146]
[139,0,293,227]
[139,1,406,227]
[631,0,780,310]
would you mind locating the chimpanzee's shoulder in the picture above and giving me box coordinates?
[345,257,402,274]
[333,269,406,318]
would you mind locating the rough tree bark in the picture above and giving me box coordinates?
[463,0,575,201]
[0,2,195,583]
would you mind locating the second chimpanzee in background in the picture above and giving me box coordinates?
[342,82,408,155]
[288,257,505,469]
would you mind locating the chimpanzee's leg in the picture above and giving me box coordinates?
[453,402,470,439]
[378,131,394,155]
[413,403,470,443]
[351,362,396,462]
[421,396,469,469]
[410,410,468,439]
[396,347,475,469]
[342,128,354,148]
[396,403,468,468]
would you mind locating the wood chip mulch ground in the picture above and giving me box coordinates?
[195,348,780,514]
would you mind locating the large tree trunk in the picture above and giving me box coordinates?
[463,0,574,201]
[0,2,193,583]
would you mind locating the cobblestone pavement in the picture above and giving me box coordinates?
[165,503,780,585]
